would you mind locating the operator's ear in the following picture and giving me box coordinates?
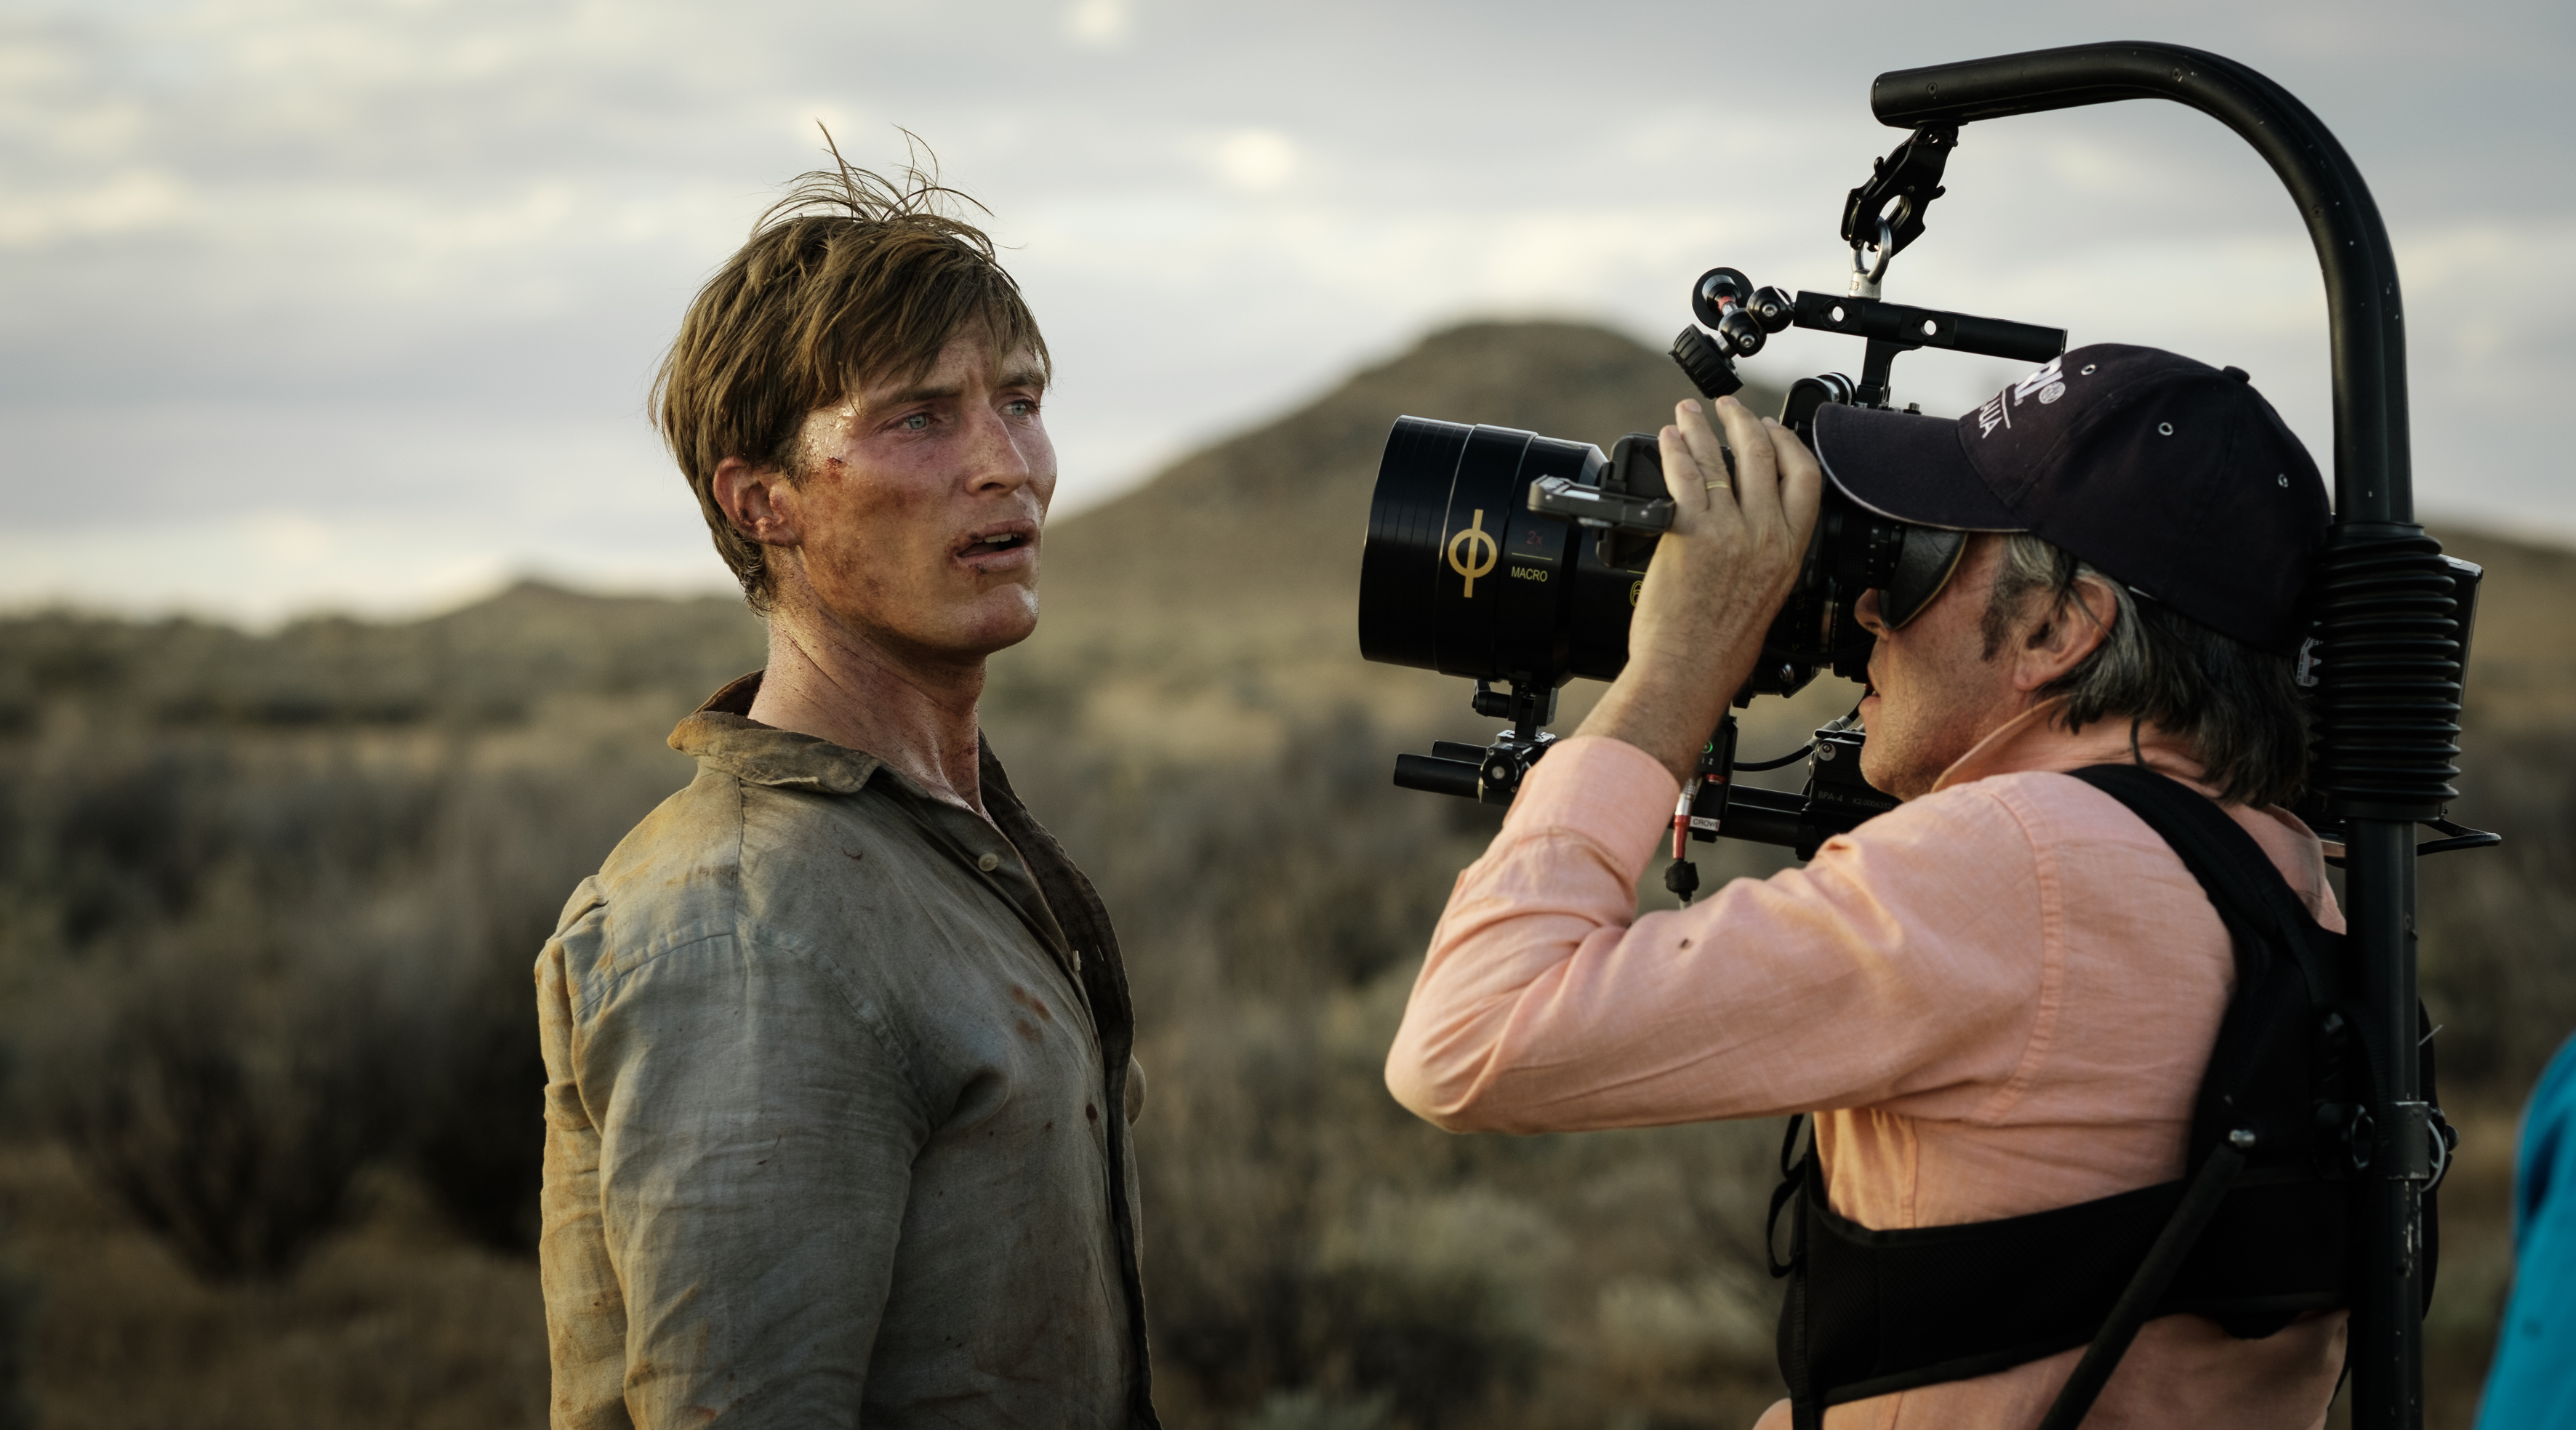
[713,456,803,550]
[2013,571,2118,692]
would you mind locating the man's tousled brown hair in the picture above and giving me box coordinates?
[654,130,1049,611]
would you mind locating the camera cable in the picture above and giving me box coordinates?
[1736,742,1815,772]
[1666,779,1703,907]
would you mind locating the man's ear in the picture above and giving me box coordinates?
[2015,572,2117,692]
[713,457,801,550]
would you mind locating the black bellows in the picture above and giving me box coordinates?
[2309,528,2465,821]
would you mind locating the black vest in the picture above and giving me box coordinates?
[1769,765,2444,1429]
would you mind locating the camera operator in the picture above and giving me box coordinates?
[1384,347,2343,1428]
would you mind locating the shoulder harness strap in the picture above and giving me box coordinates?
[1773,764,2376,1428]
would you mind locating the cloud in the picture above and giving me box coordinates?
[1062,0,1131,49]
[1208,129,1300,193]
[0,169,193,246]
[0,0,2567,619]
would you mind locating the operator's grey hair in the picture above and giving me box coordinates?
[1982,533,2310,808]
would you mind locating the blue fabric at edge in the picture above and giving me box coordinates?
[2476,1032,2576,1428]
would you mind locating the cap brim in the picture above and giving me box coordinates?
[1811,403,2024,532]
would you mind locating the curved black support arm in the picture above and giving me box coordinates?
[1872,42,2408,526]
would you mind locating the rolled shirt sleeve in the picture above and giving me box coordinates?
[1384,735,2050,1134]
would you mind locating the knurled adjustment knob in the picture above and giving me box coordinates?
[1670,326,1743,401]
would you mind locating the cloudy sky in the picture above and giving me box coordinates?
[3,0,2567,623]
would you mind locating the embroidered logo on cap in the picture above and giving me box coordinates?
[2010,355,2066,405]
[1973,390,2010,438]
[1975,355,2071,439]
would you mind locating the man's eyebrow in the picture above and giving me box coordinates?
[872,379,964,409]
[864,363,1047,411]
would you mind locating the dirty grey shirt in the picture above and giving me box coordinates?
[537,675,1155,1429]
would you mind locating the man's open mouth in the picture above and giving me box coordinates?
[959,529,1033,559]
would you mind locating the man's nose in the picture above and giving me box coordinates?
[1855,587,1890,636]
[963,407,1035,493]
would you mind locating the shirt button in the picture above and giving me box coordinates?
[976,852,1000,872]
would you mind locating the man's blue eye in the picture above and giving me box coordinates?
[1006,400,1033,417]
[902,413,930,431]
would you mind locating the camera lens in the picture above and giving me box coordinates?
[1358,418,1645,686]
[1358,401,1953,700]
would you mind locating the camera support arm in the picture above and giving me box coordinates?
[1873,43,2454,1430]
[1874,43,2407,524]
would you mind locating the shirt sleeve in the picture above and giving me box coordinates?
[550,914,928,1429]
[1384,735,2053,1133]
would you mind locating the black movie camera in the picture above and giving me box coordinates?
[1357,123,2070,858]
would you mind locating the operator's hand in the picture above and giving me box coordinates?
[1575,395,1822,784]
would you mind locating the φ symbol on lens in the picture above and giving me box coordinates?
[1447,508,1498,597]
[1629,579,1643,608]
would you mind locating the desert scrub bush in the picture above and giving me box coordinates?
[404,766,670,1256]
[1133,962,1590,1427]
[33,920,409,1283]
[2420,728,2576,1095]
[1237,1388,1395,1430]
[1310,1186,1562,1428]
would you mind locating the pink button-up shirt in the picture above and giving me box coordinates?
[1385,700,2345,1429]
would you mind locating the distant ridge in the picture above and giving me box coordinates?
[1,321,2566,750]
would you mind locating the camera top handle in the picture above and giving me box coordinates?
[1874,42,2450,1430]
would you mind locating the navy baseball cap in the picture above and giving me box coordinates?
[1809,344,2330,654]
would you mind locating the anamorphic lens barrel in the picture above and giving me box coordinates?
[1357,417,1645,686]
[1357,405,1961,699]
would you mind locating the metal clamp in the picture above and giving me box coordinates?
[2384,1101,2436,1183]
[1527,474,1673,533]
[1849,215,1895,297]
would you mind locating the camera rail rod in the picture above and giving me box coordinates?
[1873,42,2450,1430]
[1783,290,2064,407]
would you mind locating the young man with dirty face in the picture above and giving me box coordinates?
[535,156,1155,1429]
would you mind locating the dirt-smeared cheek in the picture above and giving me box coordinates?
[803,475,942,598]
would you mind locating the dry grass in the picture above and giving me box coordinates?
[3,1143,545,1429]
[0,1103,2518,1430]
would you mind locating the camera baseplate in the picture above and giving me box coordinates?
[1397,703,1898,861]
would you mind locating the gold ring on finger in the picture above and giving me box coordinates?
[1706,480,1731,491]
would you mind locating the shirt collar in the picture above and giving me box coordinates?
[667,670,888,795]
[1929,694,2217,798]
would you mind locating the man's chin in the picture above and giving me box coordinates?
[800,587,1042,670]
[953,590,1043,657]
[1856,724,1932,803]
